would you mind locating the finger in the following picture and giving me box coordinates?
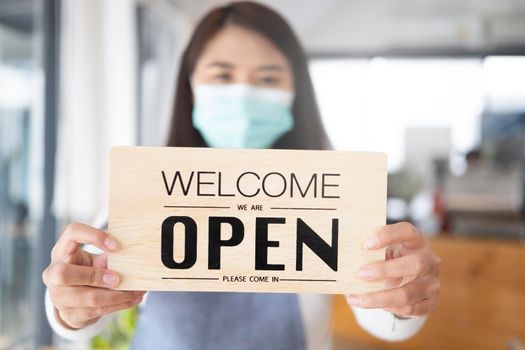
[357,253,433,280]
[363,222,423,250]
[385,247,394,260]
[52,223,118,261]
[59,297,142,329]
[385,298,437,317]
[50,286,144,308]
[347,278,427,309]
[85,296,143,318]
[92,253,108,269]
[43,263,120,288]
[384,277,403,289]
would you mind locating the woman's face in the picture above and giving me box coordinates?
[192,25,294,92]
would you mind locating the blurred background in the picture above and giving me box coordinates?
[0,0,524,349]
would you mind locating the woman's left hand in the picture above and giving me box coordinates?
[347,222,441,317]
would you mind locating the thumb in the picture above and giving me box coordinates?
[92,253,108,269]
[385,247,394,260]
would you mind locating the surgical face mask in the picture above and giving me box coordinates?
[192,83,294,149]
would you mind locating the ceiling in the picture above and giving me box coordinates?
[0,0,33,33]
[170,0,525,55]
[2,0,525,59]
[0,0,34,64]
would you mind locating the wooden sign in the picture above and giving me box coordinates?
[108,146,387,294]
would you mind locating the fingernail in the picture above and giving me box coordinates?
[102,273,119,286]
[104,237,118,251]
[347,296,361,306]
[358,268,373,279]
[132,296,143,304]
[363,237,379,250]
[135,291,146,297]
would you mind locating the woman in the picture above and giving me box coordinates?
[43,2,441,349]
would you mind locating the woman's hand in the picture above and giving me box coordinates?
[347,222,441,317]
[43,223,146,329]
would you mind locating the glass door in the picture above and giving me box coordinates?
[0,0,45,348]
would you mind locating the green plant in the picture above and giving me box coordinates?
[90,306,138,350]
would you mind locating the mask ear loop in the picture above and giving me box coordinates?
[189,77,195,94]
[289,90,296,107]
[189,77,198,104]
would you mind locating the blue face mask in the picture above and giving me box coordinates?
[192,83,294,149]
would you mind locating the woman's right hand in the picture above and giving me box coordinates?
[42,223,145,329]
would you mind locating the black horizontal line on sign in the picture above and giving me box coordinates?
[270,207,337,211]
[162,277,219,280]
[280,278,337,282]
[164,205,230,209]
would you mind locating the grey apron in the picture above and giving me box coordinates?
[131,292,306,350]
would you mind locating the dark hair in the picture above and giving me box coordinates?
[167,1,330,150]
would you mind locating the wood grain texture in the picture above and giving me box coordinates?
[108,146,387,294]
[332,236,525,349]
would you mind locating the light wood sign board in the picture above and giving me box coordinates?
[108,146,387,294]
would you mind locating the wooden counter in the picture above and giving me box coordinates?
[332,236,525,349]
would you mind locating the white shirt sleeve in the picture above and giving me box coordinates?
[350,304,427,341]
[45,288,115,341]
